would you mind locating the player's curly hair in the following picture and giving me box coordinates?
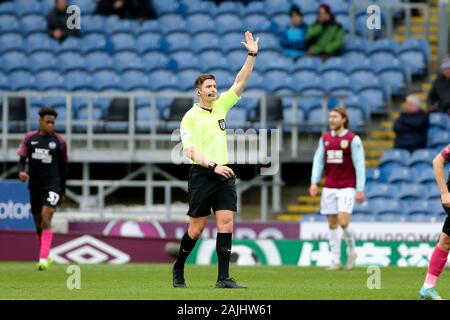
[38,107,58,118]
[331,106,349,129]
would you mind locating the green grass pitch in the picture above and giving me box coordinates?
[0,262,446,300]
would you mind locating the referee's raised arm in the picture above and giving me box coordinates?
[230,31,259,97]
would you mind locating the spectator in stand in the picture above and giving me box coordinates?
[306,3,344,60]
[280,5,308,59]
[394,95,429,153]
[95,0,156,20]
[47,0,80,42]
[428,56,450,114]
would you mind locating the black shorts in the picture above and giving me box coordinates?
[187,165,237,218]
[30,189,61,216]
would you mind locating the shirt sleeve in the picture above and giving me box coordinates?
[311,137,325,184]
[441,144,450,162]
[180,113,194,150]
[215,88,241,114]
[17,134,30,157]
[351,136,366,192]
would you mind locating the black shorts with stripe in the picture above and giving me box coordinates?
[30,188,61,215]
[187,165,237,218]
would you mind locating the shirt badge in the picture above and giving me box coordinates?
[340,140,349,149]
[218,119,226,131]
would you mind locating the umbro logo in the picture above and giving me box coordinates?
[31,141,38,145]
[51,235,130,264]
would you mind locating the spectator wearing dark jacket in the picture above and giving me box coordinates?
[394,95,429,153]
[280,5,308,59]
[306,3,344,60]
[95,0,156,20]
[47,0,80,42]
[428,56,450,114]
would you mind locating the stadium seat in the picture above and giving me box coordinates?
[282,108,305,132]
[186,14,216,34]
[30,52,58,72]
[110,33,136,53]
[70,0,96,14]
[114,52,144,72]
[244,15,273,34]
[85,52,114,72]
[26,33,58,54]
[398,48,427,76]
[20,14,46,35]
[257,32,282,53]
[159,14,188,34]
[369,38,400,56]
[272,14,290,32]
[36,71,65,91]
[8,71,36,90]
[166,32,192,53]
[343,36,370,55]
[366,182,397,200]
[243,1,266,16]
[216,14,242,33]
[216,1,244,16]
[249,95,283,125]
[226,51,247,73]
[264,70,295,92]
[380,149,411,166]
[320,57,348,73]
[142,52,172,72]
[177,70,201,92]
[121,71,150,91]
[153,0,182,16]
[294,56,322,72]
[403,200,432,217]
[372,199,402,217]
[136,105,161,133]
[184,0,216,15]
[397,183,426,200]
[429,112,449,130]
[198,51,229,72]
[297,77,326,96]
[0,73,9,90]
[81,33,108,54]
[58,52,87,72]
[428,130,450,148]
[222,32,245,54]
[57,36,82,54]
[192,33,221,53]
[137,20,161,36]
[1,51,29,73]
[1,97,27,132]
[366,168,382,182]
[227,106,249,129]
[102,98,130,133]
[0,14,20,34]
[0,2,15,16]
[265,0,292,17]
[409,148,435,166]
[387,168,414,184]
[149,70,179,91]
[0,33,24,53]
[137,33,165,54]
[82,15,107,35]
[171,51,200,71]
[93,70,122,91]
[353,80,386,112]
[211,69,234,91]
[257,53,294,73]
[164,98,194,131]
[64,70,94,91]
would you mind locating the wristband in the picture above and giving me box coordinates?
[208,161,217,171]
[248,52,257,57]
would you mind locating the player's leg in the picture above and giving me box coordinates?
[36,191,60,270]
[419,217,450,300]
[214,210,247,288]
[337,188,357,270]
[321,188,341,269]
[30,191,43,250]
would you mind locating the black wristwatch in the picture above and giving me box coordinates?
[208,161,217,171]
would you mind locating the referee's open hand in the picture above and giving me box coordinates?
[214,165,235,179]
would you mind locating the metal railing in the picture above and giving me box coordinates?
[0,91,369,162]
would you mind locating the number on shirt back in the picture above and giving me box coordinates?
[47,191,60,206]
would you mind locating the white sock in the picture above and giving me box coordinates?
[329,228,341,265]
[39,258,47,264]
[342,226,355,256]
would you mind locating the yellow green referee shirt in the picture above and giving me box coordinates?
[180,88,241,165]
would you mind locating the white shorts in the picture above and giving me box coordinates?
[320,187,356,215]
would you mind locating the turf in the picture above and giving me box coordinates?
[0,262,446,300]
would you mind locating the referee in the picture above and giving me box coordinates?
[173,31,259,289]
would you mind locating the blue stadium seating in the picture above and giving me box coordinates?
[243,1,266,16]
[0,14,20,34]
[0,33,24,53]
[57,37,82,54]
[265,0,291,17]
[142,52,172,71]
[81,33,108,54]
[429,112,449,130]
[30,52,58,72]
[26,33,58,54]
[381,149,411,166]
[148,70,179,91]
[110,33,136,53]
[93,70,122,91]
[171,51,200,71]
[114,52,144,72]
[121,71,151,91]
[21,15,46,35]
[58,52,87,72]
[216,14,242,33]
[216,1,245,16]
[85,52,113,72]
[226,106,248,128]
[36,71,65,91]
[64,70,94,91]
[222,32,245,54]
[159,14,188,34]
[8,70,36,90]
[1,51,28,73]
[199,51,229,72]
[186,14,216,34]
[192,33,221,53]
[166,32,192,53]
[366,182,397,200]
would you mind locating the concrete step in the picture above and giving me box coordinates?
[397,25,440,33]
[277,214,302,222]
[371,131,395,139]
[287,204,318,214]
[366,149,386,158]
[297,195,321,204]
[380,121,393,130]
[366,159,381,168]
[363,140,394,148]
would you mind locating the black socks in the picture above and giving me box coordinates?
[173,232,197,271]
[216,232,232,281]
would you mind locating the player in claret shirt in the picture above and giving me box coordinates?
[17,107,68,270]
[309,107,366,271]
[419,144,450,300]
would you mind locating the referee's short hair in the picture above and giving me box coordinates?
[194,74,215,90]
[331,106,349,129]
[38,107,58,119]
